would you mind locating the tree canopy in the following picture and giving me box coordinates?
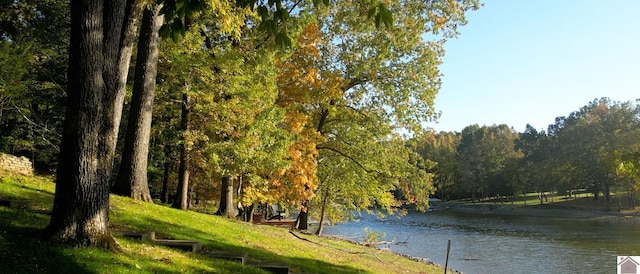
[0,0,485,247]
[415,98,640,210]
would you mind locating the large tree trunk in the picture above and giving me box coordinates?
[113,3,163,202]
[216,176,236,218]
[172,93,191,210]
[44,0,142,248]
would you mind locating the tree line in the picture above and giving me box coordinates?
[415,98,640,211]
[0,0,480,247]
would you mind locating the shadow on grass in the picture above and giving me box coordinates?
[127,216,368,274]
[0,207,370,273]
[14,182,56,196]
[0,175,369,273]
[0,207,264,274]
[0,208,91,273]
[0,177,55,211]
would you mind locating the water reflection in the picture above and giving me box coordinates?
[321,210,640,274]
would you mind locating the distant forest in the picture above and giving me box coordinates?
[415,97,640,211]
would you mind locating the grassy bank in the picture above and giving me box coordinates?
[434,192,640,222]
[0,171,444,274]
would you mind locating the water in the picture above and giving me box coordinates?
[320,209,640,274]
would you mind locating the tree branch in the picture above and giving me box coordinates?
[343,77,366,91]
[316,145,382,176]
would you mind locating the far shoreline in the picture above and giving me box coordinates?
[430,200,640,224]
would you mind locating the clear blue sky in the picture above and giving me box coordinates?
[429,0,640,133]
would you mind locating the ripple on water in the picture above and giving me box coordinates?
[322,210,640,274]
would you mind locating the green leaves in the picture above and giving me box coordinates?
[367,3,393,28]
[274,32,293,49]
[0,41,32,98]
[161,0,207,20]
[159,0,208,41]
[312,0,330,8]
[159,18,188,42]
[236,0,294,49]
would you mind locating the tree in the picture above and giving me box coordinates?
[312,0,481,131]
[113,3,164,202]
[414,131,460,200]
[515,124,555,204]
[201,48,292,217]
[552,98,640,210]
[42,0,469,247]
[172,92,192,209]
[457,124,521,202]
[151,11,292,213]
[45,0,144,248]
[0,42,34,149]
[274,23,440,233]
[273,0,480,229]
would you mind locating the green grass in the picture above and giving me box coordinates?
[0,171,443,273]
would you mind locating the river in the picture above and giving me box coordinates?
[320,207,640,274]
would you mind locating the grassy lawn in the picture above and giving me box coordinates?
[0,171,443,274]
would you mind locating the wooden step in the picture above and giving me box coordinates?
[248,262,290,274]
[203,250,248,264]
[0,199,32,209]
[154,239,202,253]
[0,199,10,207]
[120,231,156,241]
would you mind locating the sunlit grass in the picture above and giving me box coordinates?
[0,171,444,273]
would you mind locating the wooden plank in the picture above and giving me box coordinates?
[120,231,156,241]
[0,199,32,209]
[204,250,248,264]
[154,239,202,253]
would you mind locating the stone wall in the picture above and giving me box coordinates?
[0,153,34,175]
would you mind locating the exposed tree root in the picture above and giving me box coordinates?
[104,233,124,253]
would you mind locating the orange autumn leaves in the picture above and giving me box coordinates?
[277,24,345,106]
[243,24,343,207]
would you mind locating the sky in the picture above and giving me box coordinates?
[428,0,640,133]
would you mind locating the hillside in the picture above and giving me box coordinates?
[0,171,444,273]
